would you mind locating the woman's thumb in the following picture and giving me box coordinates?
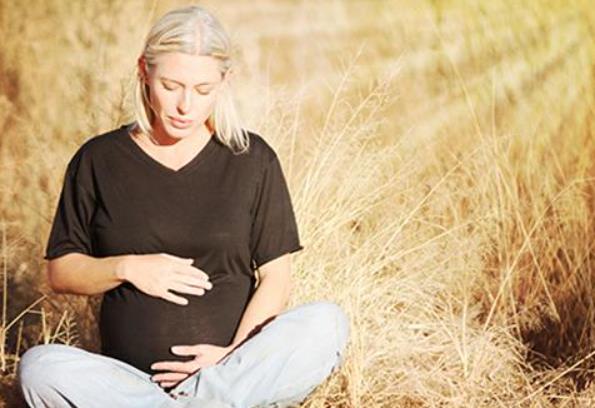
[161,253,194,263]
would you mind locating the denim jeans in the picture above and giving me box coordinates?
[18,301,350,408]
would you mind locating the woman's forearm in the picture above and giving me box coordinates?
[229,271,292,348]
[47,252,128,295]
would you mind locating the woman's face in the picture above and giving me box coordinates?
[142,52,224,140]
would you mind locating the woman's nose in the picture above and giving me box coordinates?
[177,90,192,113]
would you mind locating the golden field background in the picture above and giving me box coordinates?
[0,0,594,406]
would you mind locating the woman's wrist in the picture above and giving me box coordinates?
[113,255,134,282]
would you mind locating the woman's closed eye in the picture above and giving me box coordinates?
[162,82,178,91]
[196,87,213,95]
[161,82,212,95]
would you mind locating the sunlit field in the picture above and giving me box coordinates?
[1,0,594,406]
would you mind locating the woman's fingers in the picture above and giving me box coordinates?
[153,371,189,383]
[152,361,198,373]
[152,254,214,305]
[161,291,189,305]
[168,282,206,297]
[160,253,194,264]
[159,381,178,388]
[172,274,213,290]
[177,264,210,282]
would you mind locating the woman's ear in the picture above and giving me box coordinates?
[137,56,148,82]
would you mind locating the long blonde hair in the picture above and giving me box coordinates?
[131,5,249,154]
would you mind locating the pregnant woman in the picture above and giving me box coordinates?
[17,5,349,408]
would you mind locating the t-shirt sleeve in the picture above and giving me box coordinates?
[249,153,304,270]
[43,154,96,261]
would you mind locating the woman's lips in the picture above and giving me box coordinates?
[169,116,193,128]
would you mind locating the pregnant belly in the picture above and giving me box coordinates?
[99,275,253,374]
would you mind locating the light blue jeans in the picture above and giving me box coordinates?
[18,301,349,408]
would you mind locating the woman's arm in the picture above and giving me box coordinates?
[47,253,212,302]
[228,253,293,348]
[47,253,128,295]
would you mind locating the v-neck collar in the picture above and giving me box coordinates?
[119,123,217,177]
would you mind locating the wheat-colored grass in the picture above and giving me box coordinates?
[0,0,594,406]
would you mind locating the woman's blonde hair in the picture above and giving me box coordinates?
[131,5,249,154]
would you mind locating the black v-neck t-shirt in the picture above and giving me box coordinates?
[43,123,303,374]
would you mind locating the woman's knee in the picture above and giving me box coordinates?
[293,301,350,356]
[303,301,349,334]
[18,344,80,389]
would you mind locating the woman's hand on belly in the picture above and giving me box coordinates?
[119,253,213,304]
[150,343,234,388]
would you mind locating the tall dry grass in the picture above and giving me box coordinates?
[0,0,594,406]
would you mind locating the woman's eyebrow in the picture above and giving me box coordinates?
[159,76,216,86]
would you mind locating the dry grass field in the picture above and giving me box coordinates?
[0,0,594,406]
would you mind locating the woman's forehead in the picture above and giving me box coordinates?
[151,52,222,83]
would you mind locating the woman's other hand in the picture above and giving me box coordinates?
[150,343,234,389]
[118,253,212,305]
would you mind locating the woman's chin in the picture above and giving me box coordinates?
[153,117,205,141]
[166,126,192,137]
[160,122,195,139]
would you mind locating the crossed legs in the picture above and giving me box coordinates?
[18,301,350,408]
